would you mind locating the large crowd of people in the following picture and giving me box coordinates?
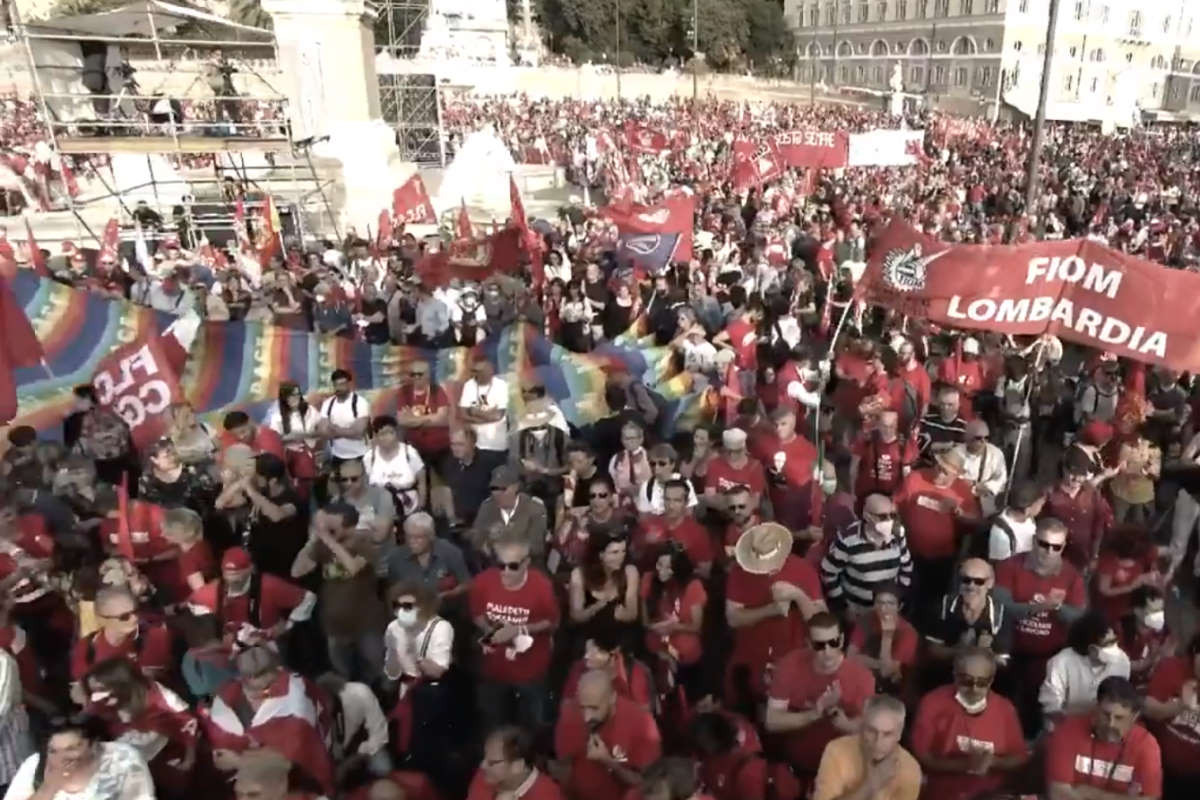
[4,91,1200,800]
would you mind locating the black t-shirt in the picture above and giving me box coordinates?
[442,454,492,527]
[360,297,390,344]
[246,487,305,579]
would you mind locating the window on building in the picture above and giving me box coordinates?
[1100,4,1109,23]
[842,3,852,23]
[1018,0,1028,12]
[856,65,866,80]
[1169,83,1182,100]
[1089,48,1104,62]
[934,65,946,83]
[825,4,835,24]
[1073,1,1083,20]
[1152,55,1166,69]
[810,5,820,25]
[898,0,908,17]
[1152,82,1159,97]
[984,38,995,50]
[1090,77,1099,92]
[877,2,888,19]
[960,0,973,14]
[985,0,998,11]
[873,65,884,82]
[1163,16,1172,33]
[980,66,993,85]
[1014,40,1023,51]
[1125,52,1132,62]
[839,65,849,81]
[1128,10,1142,36]
[918,0,929,16]
[859,2,869,22]
[1190,84,1200,103]
[911,65,925,84]
[911,38,929,54]
[954,67,967,85]
[1069,46,1077,57]
[934,0,949,15]
[937,39,948,52]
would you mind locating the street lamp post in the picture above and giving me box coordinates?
[1024,0,1061,214]
[692,0,699,101]
[616,0,622,100]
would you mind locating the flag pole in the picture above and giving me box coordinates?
[810,298,853,470]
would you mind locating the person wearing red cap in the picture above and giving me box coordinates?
[186,545,315,651]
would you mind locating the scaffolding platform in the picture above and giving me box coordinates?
[56,135,292,154]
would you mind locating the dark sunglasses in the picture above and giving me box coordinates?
[409,371,427,378]
[100,610,136,622]
[955,673,992,689]
[960,575,988,586]
[729,503,748,511]
[590,491,610,499]
[500,559,527,571]
[1036,539,1065,552]
[393,601,416,611]
[868,511,896,520]
[810,636,841,651]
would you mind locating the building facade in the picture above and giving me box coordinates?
[784,0,1200,121]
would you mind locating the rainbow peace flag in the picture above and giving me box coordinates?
[10,273,717,438]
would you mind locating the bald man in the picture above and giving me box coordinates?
[553,670,661,800]
[925,558,1012,681]
[234,749,318,800]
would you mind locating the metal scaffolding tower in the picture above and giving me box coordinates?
[370,0,429,58]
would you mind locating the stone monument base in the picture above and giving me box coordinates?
[311,119,410,233]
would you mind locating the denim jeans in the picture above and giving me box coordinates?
[476,679,550,735]
[327,631,386,686]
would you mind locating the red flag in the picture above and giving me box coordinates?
[256,196,281,270]
[233,198,251,252]
[98,218,120,266]
[92,333,185,450]
[455,200,473,241]
[114,476,135,560]
[603,189,696,263]
[731,138,786,192]
[376,209,393,254]
[24,218,49,277]
[59,159,79,198]
[509,175,527,232]
[392,174,437,225]
[625,122,669,154]
[0,277,44,425]
[509,176,545,286]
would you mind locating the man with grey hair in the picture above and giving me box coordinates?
[812,695,922,800]
[385,510,471,599]
[70,585,172,687]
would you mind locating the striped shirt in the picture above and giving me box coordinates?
[819,521,914,610]
[917,412,967,460]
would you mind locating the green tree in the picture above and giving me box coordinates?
[745,0,793,68]
[695,0,750,68]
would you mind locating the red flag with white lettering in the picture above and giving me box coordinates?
[771,129,850,168]
[392,174,437,225]
[92,334,185,450]
[731,138,786,192]
[625,122,669,154]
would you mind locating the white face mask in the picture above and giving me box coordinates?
[1096,643,1124,665]
[954,690,988,715]
[395,608,418,627]
[821,477,838,496]
[873,519,894,539]
[1143,610,1166,631]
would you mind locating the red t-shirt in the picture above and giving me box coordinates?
[554,697,662,800]
[640,574,706,664]
[910,686,1027,800]
[99,501,171,562]
[894,469,979,559]
[96,682,198,773]
[726,556,824,670]
[848,614,919,669]
[833,352,873,417]
[469,567,560,684]
[1045,713,1161,797]
[70,622,174,680]
[633,514,715,572]
[396,384,451,454]
[851,433,917,498]
[561,656,654,709]
[767,651,875,771]
[157,540,216,606]
[1041,484,1112,570]
[993,557,1086,656]
[467,768,564,800]
[1147,656,1200,775]
[1094,552,1156,624]
[765,434,820,531]
[937,357,986,419]
[724,318,758,371]
[186,573,309,637]
[705,456,767,498]
[698,712,766,800]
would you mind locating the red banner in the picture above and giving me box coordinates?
[857,219,1200,372]
[98,218,119,266]
[92,335,185,449]
[392,174,437,225]
[732,138,786,191]
[625,122,669,154]
[772,129,850,168]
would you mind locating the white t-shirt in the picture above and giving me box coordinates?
[364,443,426,514]
[459,377,510,452]
[321,392,370,460]
[5,742,155,800]
[988,511,1037,561]
[264,404,323,450]
[383,616,454,680]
